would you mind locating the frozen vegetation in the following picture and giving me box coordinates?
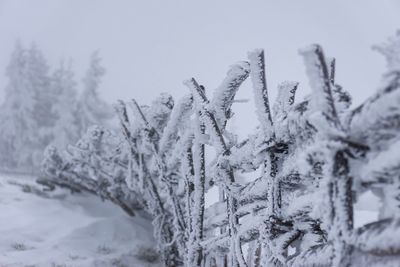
[2,31,400,266]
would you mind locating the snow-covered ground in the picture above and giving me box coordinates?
[0,174,160,267]
[0,173,381,266]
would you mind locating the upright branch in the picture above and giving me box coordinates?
[248,49,275,142]
[248,49,285,265]
[211,61,250,129]
[185,78,247,266]
[301,45,354,267]
[159,95,193,156]
[300,44,342,130]
[328,57,336,85]
[273,81,298,143]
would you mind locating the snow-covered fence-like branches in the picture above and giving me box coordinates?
[42,38,400,266]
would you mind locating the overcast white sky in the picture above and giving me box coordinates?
[0,0,399,136]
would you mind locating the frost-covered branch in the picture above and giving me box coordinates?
[42,35,400,266]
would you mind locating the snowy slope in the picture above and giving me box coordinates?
[0,174,160,267]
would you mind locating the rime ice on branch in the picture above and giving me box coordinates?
[42,33,400,267]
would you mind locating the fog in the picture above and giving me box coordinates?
[1,0,399,135]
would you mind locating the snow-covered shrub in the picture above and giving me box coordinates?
[40,126,143,216]
[42,34,400,266]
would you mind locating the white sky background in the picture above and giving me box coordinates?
[0,0,400,137]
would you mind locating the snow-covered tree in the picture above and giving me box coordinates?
[0,43,56,172]
[76,51,113,136]
[0,42,29,170]
[50,61,80,148]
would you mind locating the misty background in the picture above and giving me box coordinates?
[1,0,399,139]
